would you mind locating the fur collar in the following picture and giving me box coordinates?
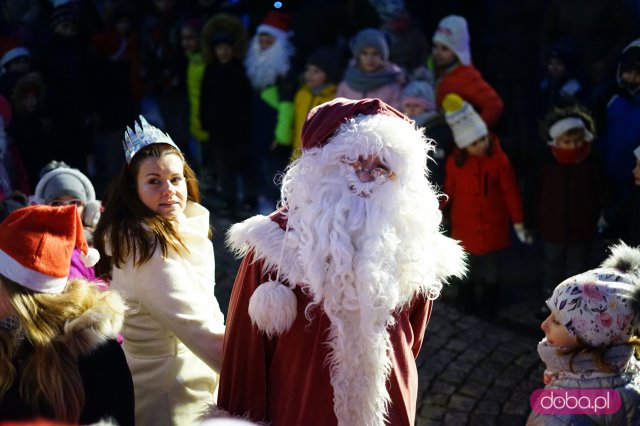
[54,289,125,356]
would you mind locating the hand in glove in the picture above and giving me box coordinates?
[514,223,533,245]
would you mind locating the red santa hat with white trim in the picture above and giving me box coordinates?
[0,37,30,71]
[256,10,292,40]
[0,205,99,293]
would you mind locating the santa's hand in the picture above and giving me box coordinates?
[514,223,533,245]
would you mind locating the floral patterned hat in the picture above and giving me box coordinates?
[546,244,640,347]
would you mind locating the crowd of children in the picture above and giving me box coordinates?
[1,1,640,423]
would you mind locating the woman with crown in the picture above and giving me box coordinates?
[94,116,225,425]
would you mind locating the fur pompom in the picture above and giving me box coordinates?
[82,248,100,267]
[601,242,640,277]
[248,280,297,338]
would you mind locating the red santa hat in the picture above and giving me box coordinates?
[256,10,292,40]
[0,37,30,70]
[301,97,409,151]
[0,205,99,293]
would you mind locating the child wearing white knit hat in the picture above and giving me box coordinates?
[430,15,504,130]
[443,93,529,318]
[528,243,640,425]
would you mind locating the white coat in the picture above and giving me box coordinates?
[110,202,225,426]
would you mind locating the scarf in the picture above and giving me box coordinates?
[550,143,591,164]
[538,338,635,383]
[344,63,399,93]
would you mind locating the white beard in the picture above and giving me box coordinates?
[244,35,293,90]
[279,115,458,425]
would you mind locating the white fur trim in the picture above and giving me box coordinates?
[634,145,640,160]
[256,24,288,41]
[548,117,594,145]
[0,248,67,293]
[0,47,30,68]
[248,280,297,337]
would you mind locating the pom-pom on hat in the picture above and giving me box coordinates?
[0,37,30,70]
[350,28,389,62]
[546,243,640,347]
[443,93,487,149]
[0,205,99,293]
[123,115,180,164]
[256,10,292,40]
[432,15,471,66]
[401,80,435,111]
[301,97,408,151]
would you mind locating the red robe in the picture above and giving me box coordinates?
[217,217,434,425]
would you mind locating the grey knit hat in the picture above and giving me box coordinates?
[33,162,95,204]
[350,28,389,62]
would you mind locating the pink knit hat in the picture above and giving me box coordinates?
[432,15,471,65]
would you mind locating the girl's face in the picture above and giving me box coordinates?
[556,128,586,149]
[49,194,85,218]
[21,92,38,113]
[357,47,384,73]
[181,27,199,54]
[402,102,427,119]
[432,41,457,67]
[304,64,328,89]
[6,56,31,75]
[547,57,567,79]
[632,159,640,186]
[136,154,188,218]
[541,313,578,348]
[215,43,233,64]
[466,135,489,157]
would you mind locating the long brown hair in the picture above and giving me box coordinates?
[93,144,201,278]
[0,276,120,423]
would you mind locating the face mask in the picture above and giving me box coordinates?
[550,143,591,164]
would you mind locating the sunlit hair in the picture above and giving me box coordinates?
[0,276,118,423]
[557,335,640,374]
[94,143,200,278]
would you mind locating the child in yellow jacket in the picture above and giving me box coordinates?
[291,47,340,158]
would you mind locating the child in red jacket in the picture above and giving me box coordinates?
[431,15,504,129]
[443,94,529,317]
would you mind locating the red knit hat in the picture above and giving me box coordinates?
[300,97,408,151]
[0,205,99,293]
[0,37,30,69]
[256,11,292,39]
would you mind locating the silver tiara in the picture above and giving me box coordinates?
[122,115,180,164]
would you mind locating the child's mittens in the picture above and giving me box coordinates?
[514,223,533,245]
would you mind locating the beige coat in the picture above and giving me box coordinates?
[110,202,225,425]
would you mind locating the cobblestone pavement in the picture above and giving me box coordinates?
[210,216,546,426]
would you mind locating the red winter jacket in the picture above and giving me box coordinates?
[444,138,523,255]
[435,64,504,128]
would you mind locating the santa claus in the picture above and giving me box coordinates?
[217,97,466,425]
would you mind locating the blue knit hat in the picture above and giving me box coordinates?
[350,28,389,62]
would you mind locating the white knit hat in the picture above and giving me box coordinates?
[432,15,471,65]
[443,94,487,149]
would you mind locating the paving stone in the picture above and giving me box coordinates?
[498,414,529,425]
[429,380,458,395]
[468,414,499,425]
[459,380,489,399]
[419,404,446,421]
[473,400,501,416]
[446,338,471,353]
[449,394,477,412]
[443,411,469,425]
[483,386,512,404]
[503,398,533,416]
[439,368,468,385]
[423,392,451,406]
[515,351,542,368]
[457,316,479,330]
